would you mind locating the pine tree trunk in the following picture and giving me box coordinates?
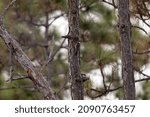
[118,0,135,99]
[68,0,83,100]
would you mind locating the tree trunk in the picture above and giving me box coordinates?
[44,11,53,83]
[68,0,83,100]
[0,18,56,100]
[118,0,135,99]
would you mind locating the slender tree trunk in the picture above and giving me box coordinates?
[0,18,56,100]
[44,12,52,82]
[68,0,83,100]
[118,0,135,99]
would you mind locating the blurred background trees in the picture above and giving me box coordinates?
[0,0,150,99]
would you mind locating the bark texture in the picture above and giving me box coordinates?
[118,0,135,99]
[0,18,56,100]
[68,0,83,100]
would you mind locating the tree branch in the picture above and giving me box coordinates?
[87,75,150,99]
[132,25,148,35]
[1,0,17,20]
[99,62,107,91]
[101,0,117,8]
[133,50,150,55]
[41,38,66,71]
[0,16,56,100]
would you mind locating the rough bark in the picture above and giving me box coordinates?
[0,18,56,100]
[118,0,135,99]
[68,0,83,100]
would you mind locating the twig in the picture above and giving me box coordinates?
[132,25,148,35]
[1,0,17,20]
[48,13,65,26]
[27,21,45,27]
[107,74,113,91]
[137,7,150,27]
[133,50,150,55]
[22,13,65,27]
[99,63,107,91]
[135,77,150,82]
[48,38,66,62]
[101,0,117,8]
[8,47,14,82]
[11,74,30,81]
[134,67,150,78]
[87,76,150,99]
[48,36,55,61]
[87,86,121,98]
[41,38,66,71]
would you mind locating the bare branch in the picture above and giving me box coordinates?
[138,9,150,27]
[8,48,14,82]
[48,36,55,60]
[87,74,150,99]
[101,0,117,8]
[87,86,121,98]
[132,25,148,35]
[10,73,30,81]
[133,50,150,55]
[48,13,65,26]
[134,67,150,78]
[41,38,66,71]
[21,13,66,27]
[1,0,17,20]
[0,16,56,100]
[99,62,107,91]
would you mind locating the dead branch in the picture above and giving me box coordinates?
[41,38,66,71]
[133,50,150,55]
[132,25,148,34]
[1,0,17,20]
[101,0,117,8]
[0,16,56,100]
[87,74,150,99]
[99,62,107,91]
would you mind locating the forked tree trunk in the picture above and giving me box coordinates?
[68,0,83,100]
[118,0,135,99]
